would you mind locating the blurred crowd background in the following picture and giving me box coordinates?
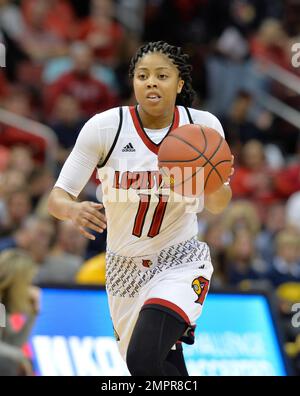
[0,0,300,376]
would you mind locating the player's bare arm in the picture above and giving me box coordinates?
[48,187,107,240]
[204,155,234,214]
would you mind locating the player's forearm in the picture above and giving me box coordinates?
[47,187,77,221]
[204,183,232,215]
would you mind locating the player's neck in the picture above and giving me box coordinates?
[137,106,174,130]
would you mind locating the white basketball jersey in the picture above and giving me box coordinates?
[97,105,224,257]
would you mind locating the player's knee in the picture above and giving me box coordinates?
[126,343,161,376]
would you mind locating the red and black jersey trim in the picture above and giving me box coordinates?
[142,298,190,324]
[142,298,196,345]
[129,105,180,155]
[97,106,123,168]
[184,107,194,124]
[132,194,151,237]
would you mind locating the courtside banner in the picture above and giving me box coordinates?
[28,287,288,376]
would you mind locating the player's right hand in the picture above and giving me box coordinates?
[69,201,107,240]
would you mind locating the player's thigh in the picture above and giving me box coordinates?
[127,307,187,362]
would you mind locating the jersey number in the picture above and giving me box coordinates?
[132,194,168,238]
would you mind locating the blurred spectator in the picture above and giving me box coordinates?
[223,90,273,148]
[222,199,261,238]
[0,0,26,42]
[0,169,26,200]
[0,249,39,376]
[49,94,85,165]
[286,192,300,233]
[0,70,10,100]
[225,229,268,287]
[275,159,300,199]
[20,0,68,62]
[2,90,32,118]
[116,0,145,38]
[268,228,300,287]
[202,219,228,289]
[22,0,76,41]
[0,2,29,81]
[228,0,282,35]
[74,0,125,66]
[7,146,35,179]
[250,19,292,71]
[231,140,281,217]
[283,0,300,37]
[0,145,10,172]
[114,32,141,102]
[0,216,55,266]
[256,202,286,262]
[42,51,119,92]
[0,187,32,237]
[27,167,55,213]
[45,42,118,119]
[205,26,266,117]
[34,220,88,285]
[0,94,47,162]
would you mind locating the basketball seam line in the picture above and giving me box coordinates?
[198,126,224,176]
[160,128,221,167]
[200,125,224,186]
[169,158,232,191]
[159,126,227,186]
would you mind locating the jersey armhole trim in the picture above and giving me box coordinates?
[97,106,123,168]
[184,107,194,124]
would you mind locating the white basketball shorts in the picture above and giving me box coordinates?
[105,236,213,361]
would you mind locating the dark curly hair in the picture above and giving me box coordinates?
[129,41,195,107]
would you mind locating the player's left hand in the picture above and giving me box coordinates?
[204,183,232,214]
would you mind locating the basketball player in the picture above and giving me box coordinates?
[48,41,233,376]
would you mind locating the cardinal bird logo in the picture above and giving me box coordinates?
[192,276,209,305]
[142,259,153,268]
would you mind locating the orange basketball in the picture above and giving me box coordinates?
[158,124,232,196]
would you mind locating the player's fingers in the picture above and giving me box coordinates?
[91,202,104,209]
[83,212,106,229]
[87,208,107,224]
[88,222,105,234]
[82,209,107,227]
[85,202,107,222]
[78,226,97,240]
[80,218,105,234]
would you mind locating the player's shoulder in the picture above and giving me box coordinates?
[78,107,123,144]
[88,106,122,129]
[184,107,225,138]
[185,107,220,125]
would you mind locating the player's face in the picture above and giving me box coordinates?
[133,52,184,118]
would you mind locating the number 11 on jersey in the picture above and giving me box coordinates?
[132,194,168,238]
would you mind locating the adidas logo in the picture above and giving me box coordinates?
[122,142,136,152]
